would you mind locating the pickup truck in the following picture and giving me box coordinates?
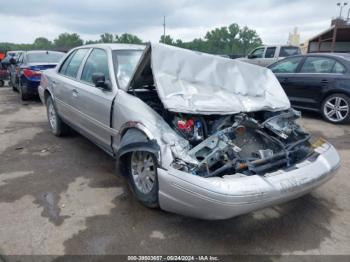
[38,43,339,219]
[239,45,302,67]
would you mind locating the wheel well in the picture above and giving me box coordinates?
[321,91,350,105]
[44,90,52,103]
[117,128,160,176]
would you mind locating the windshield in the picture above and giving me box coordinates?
[27,52,64,63]
[113,50,143,89]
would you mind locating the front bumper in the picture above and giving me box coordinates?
[158,142,340,220]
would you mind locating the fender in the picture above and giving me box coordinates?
[116,128,161,161]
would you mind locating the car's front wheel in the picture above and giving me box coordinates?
[126,151,159,208]
[321,93,350,124]
[46,96,69,136]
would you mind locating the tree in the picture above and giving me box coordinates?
[33,37,52,50]
[115,33,142,44]
[100,33,114,43]
[53,33,83,50]
[238,26,262,55]
[159,35,174,45]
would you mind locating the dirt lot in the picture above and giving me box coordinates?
[0,85,350,256]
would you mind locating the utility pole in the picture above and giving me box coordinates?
[347,7,350,21]
[337,2,348,18]
[163,16,166,43]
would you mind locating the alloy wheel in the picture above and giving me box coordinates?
[323,96,349,122]
[48,102,57,131]
[130,151,156,194]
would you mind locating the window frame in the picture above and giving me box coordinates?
[264,47,276,58]
[250,47,265,59]
[269,56,303,74]
[79,48,112,88]
[112,49,144,90]
[58,48,90,80]
[298,56,347,75]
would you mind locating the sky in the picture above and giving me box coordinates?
[0,0,347,45]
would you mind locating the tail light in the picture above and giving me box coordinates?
[23,68,41,78]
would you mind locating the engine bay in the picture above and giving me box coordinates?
[168,109,313,177]
[129,87,314,178]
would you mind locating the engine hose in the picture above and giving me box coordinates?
[286,134,311,150]
[255,129,285,149]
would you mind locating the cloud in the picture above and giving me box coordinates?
[0,0,344,44]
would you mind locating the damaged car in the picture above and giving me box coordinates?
[38,43,340,219]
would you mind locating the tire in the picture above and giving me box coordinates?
[46,96,69,136]
[125,151,159,208]
[0,80,4,87]
[18,80,29,101]
[321,93,350,124]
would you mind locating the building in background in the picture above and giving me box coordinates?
[287,27,300,46]
[308,18,350,53]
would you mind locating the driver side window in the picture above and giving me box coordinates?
[250,48,264,58]
[81,49,110,84]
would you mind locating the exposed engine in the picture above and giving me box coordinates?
[170,109,313,177]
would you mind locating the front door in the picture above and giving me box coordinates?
[70,48,116,152]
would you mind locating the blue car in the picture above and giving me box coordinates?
[12,50,65,100]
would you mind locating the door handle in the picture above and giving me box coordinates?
[280,77,288,83]
[72,89,78,97]
[321,79,329,84]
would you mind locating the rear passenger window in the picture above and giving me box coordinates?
[60,49,88,78]
[300,57,336,73]
[333,62,346,74]
[81,49,110,84]
[265,47,276,58]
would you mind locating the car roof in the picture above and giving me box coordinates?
[25,50,64,54]
[291,53,350,62]
[79,43,146,51]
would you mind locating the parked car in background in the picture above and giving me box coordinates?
[11,50,64,100]
[1,51,22,69]
[269,53,350,124]
[0,61,9,87]
[239,45,301,67]
[38,43,339,219]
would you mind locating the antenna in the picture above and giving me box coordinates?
[163,16,166,43]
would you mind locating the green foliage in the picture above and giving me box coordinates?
[53,33,83,50]
[0,23,262,55]
[160,35,174,45]
[100,33,114,43]
[159,23,262,55]
[115,33,142,44]
[33,37,52,50]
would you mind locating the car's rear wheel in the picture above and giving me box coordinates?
[46,96,69,136]
[18,81,29,101]
[125,151,159,208]
[321,93,350,124]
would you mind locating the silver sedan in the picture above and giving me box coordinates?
[39,43,340,219]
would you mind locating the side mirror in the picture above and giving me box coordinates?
[92,72,110,90]
[10,58,17,65]
[247,54,256,59]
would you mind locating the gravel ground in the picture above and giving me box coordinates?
[0,85,349,256]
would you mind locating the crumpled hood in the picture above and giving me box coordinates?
[132,43,291,114]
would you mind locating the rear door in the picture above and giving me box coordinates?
[286,56,339,109]
[70,48,116,152]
